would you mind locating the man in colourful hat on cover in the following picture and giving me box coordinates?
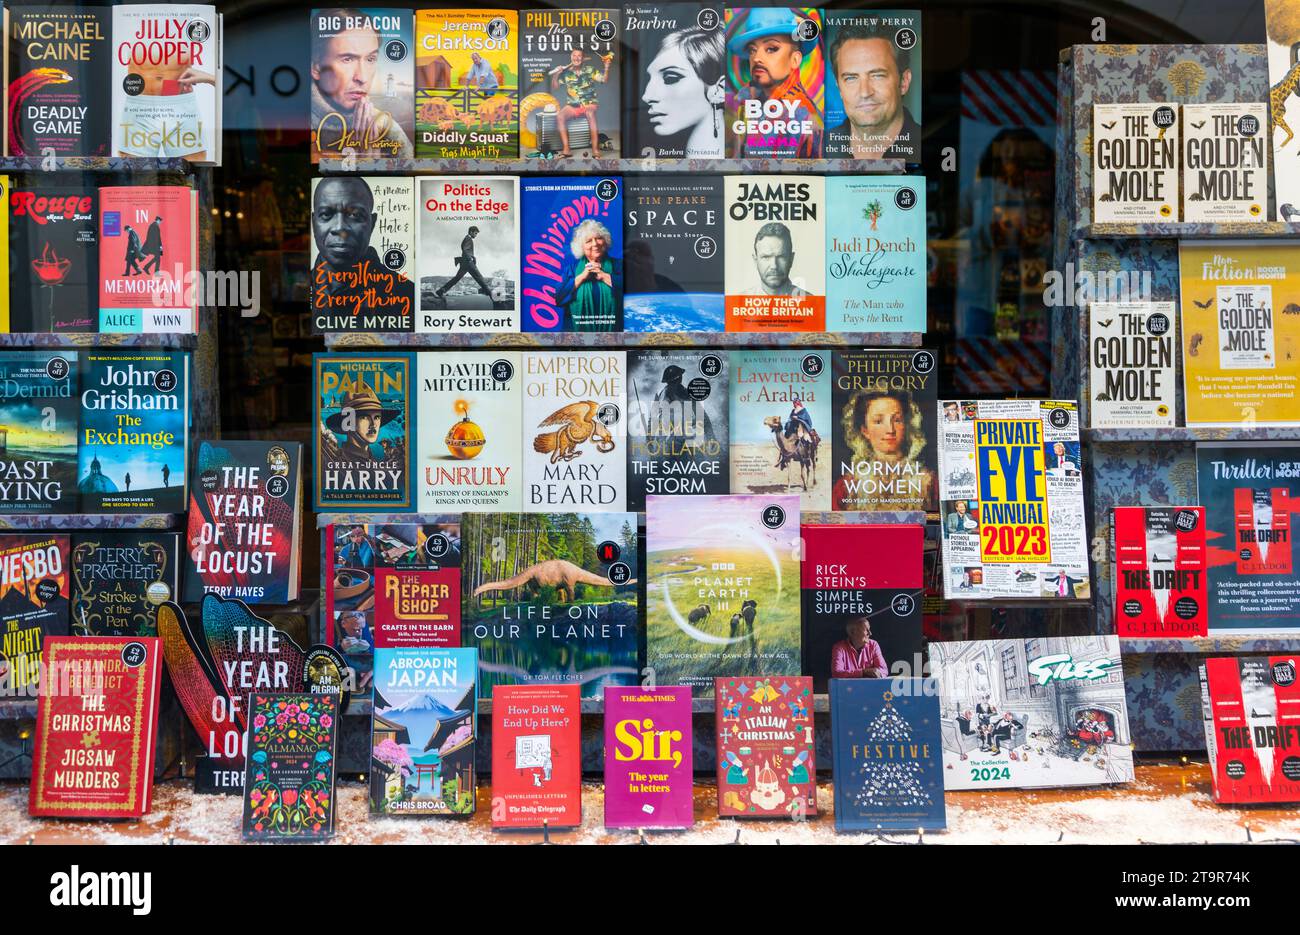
[727,8,823,158]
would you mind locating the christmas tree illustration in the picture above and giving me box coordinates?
[852,691,932,811]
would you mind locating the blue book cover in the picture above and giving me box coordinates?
[831,677,946,832]
[826,176,926,332]
[0,351,79,513]
[520,176,623,333]
[823,10,921,162]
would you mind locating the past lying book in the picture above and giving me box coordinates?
[1113,506,1207,638]
[0,534,70,700]
[491,683,581,829]
[0,351,79,514]
[1200,656,1300,805]
[71,532,180,636]
[242,692,339,841]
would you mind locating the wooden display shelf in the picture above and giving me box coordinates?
[0,156,193,174]
[316,510,928,528]
[1085,426,1300,442]
[325,331,924,349]
[317,156,907,175]
[1080,221,1300,239]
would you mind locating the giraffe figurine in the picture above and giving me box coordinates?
[1270,58,1300,150]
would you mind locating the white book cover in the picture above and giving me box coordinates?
[1092,103,1179,223]
[1182,103,1267,223]
[1088,301,1177,428]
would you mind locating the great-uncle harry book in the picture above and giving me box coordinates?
[77,350,189,514]
[8,182,97,332]
[823,10,921,162]
[724,7,823,159]
[830,677,946,832]
[242,692,339,841]
[491,682,581,829]
[461,511,638,699]
[415,9,518,160]
[519,8,619,159]
[1092,103,1180,223]
[0,351,78,514]
[1200,655,1300,805]
[1113,506,1207,638]
[0,534,70,700]
[71,532,179,636]
[826,176,925,332]
[715,674,816,818]
[604,685,694,829]
[98,185,197,333]
[29,636,163,818]
[184,440,303,604]
[646,494,801,695]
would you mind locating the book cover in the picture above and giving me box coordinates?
[646,493,801,695]
[183,440,302,604]
[242,692,339,841]
[830,677,945,831]
[520,176,623,333]
[522,350,626,511]
[801,524,923,693]
[0,350,78,513]
[519,8,619,158]
[97,185,196,333]
[627,349,728,511]
[8,183,97,332]
[111,4,221,163]
[310,8,414,163]
[0,176,9,330]
[0,534,69,701]
[728,349,832,511]
[1092,103,1179,223]
[831,348,938,512]
[77,350,189,514]
[604,685,693,829]
[724,7,823,159]
[715,674,815,818]
[826,176,925,332]
[1114,506,1207,639]
[1178,240,1300,426]
[416,175,518,333]
[314,352,416,512]
[461,511,638,699]
[417,350,522,511]
[823,11,920,162]
[491,683,581,829]
[71,532,179,637]
[1182,102,1267,222]
[415,9,517,159]
[7,4,111,156]
[1088,301,1177,428]
[622,3,725,159]
[929,636,1134,790]
[370,646,476,816]
[1200,656,1300,805]
[624,175,724,333]
[311,175,415,333]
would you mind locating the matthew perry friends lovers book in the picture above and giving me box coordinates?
[604,685,693,829]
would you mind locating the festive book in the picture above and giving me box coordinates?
[519,8,620,159]
[0,534,69,701]
[1200,656,1300,805]
[242,692,339,841]
[491,682,581,829]
[0,351,78,513]
[604,685,693,830]
[1113,506,1207,638]
[715,675,816,818]
[415,9,518,159]
[71,532,179,636]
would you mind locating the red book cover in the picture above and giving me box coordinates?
[1201,656,1300,804]
[1114,506,1208,638]
[1233,487,1293,576]
[28,636,163,818]
[491,684,581,829]
[98,186,197,333]
[714,675,816,818]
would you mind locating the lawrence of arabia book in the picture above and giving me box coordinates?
[0,351,78,513]
[823,10,921,162]
[0,535,69,701]
[826,176,925,332]
[715,675,816,818]
[71,532,179,637]
[491,683,581,829]
[724,7,823,159]
[1088,301,1176,428]
[1113,506,1207,639]
[97,186,197,333]
[242,692,339,841]
[1092,103,1179,223]
[1200,655,1300,805]
[415,10,517,159]
[1181,103,1268,223]
[8,183,97,332]
[519,8,620,159]
[604,685,694,830]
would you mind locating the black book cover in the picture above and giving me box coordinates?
[70,531,180,636]
[9,184,98,332]
[0,534,70,701]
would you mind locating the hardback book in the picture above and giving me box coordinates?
[604,685,693,830]
[1181,103,1267,223]
[415,9,518,159]
[8,182,98,332]
[715,675,816,818]
[1092,103,1179,223]
[29,636,163,818]
[826,176,925,332]
[624,175,725,333]
[823,10,921,162]
[310,7,414,163]
[830,677,945,832]
[520,176,623,333]
[627,349,729,511]
[77,350,189,514]
[110,4,221,164]
[831,348,938,512]
[370,646,477,816]
[183,440,303,604]
[314,352,417,512]
[1178,240,1300,426]
[0,534,69,700]
[728,349,832,511]
[801,524,923,693]
[0,176,9,329]
[929,636,1134,790]
[242,692,339,841]
[724,175,825,332]
[311,175,415,333]
[7,4,112,156]
[417,350,522,511]
[621,3,725,159]
[1088,301,1176,428]
[98,185,197,333]
[1268,2,1300,216]
[416,175,518,333]
[0,350,78,513]
[723,7,823,159]
[491,683,581,829]
[1200,655,1300,805]
[71,532,179,636]
[522,350,626,511]
[519,8,620,159]
[646,493,801,695]
[1113,505,1207,638]
[460,511,638,699]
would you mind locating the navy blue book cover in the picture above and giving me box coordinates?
[831,677,946,832]
[0,351,78,513]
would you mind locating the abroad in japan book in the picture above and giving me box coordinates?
[0,534,70,701]
[1088,301,1176,428]
[1113,506,1207,638]
[491,683,582,829]
[72,532,179,636]
[604,685,693,829]
[1092,102,1179,223]
[1200,655,1300,805]
[242,692,339,841]
[715,675,816,818]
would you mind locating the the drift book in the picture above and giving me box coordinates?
[1200,655,1300,805]
[1113,505,1207,638]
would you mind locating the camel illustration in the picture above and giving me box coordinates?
[763,416,817,491]
[472,559,635,604]
[533,401,616,463]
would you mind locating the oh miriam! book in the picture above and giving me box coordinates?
[242,692,339,842]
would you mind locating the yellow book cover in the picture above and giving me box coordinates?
[415,9,518,159]
[0,174,9,331]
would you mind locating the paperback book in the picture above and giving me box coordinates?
[1113,505,1207,639]
[724,7,824,159]
[491,683,581,829]
[0,351,78,514]
[98,185,197,333]
[1092,103,1179,223]
[0,534,69,700]
[8,183,98,332]
[604,685,693,829]
[242,692,339,840]
[826,176,925,332]
[71,532,179,636]
[415,9,518,159]
[1200,655,1300,805]
[823,10,921,162]
[1088,301,1177,428]
[519,8,619,159]
[1181,102,1268,223]
[715,674,816,818]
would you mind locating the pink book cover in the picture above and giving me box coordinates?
[98,185,196,331]
[603,686,694,830]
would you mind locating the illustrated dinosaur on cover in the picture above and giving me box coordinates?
[473,559,636,604]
